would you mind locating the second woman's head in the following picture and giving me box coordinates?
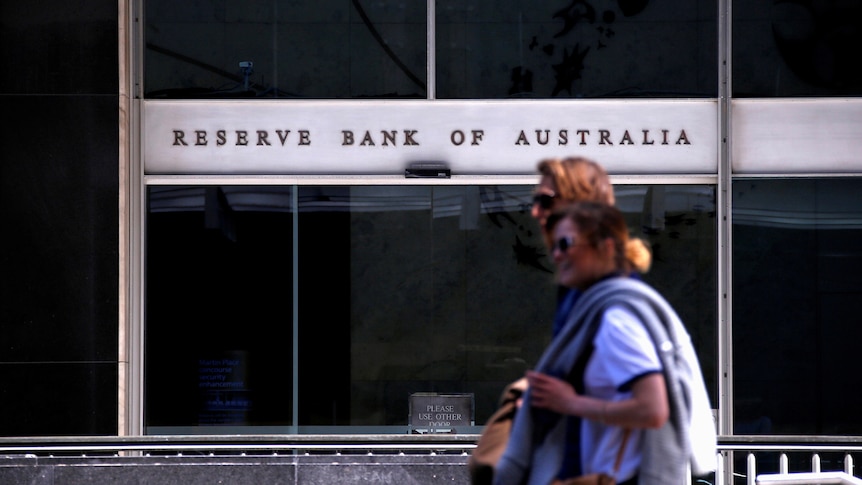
[546,202,651,290]
[532,156,615,229]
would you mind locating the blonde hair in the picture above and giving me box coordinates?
[547,202,651,274]
[625,238,652,274]
[536,157,615,205]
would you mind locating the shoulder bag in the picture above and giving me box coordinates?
[551,428,631,485]
[468,377,528,485]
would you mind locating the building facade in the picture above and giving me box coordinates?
[3,0,862,459]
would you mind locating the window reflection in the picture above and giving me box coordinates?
[145,184,715,433]
[145,1,426,99]
[143,0,719,100]
[733,179,862,434]
[733,2,862,96]
[436,0,717,98]
[146,186,296,430]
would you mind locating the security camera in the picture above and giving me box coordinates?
[239,61,253,69]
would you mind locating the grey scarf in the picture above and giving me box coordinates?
[494,277,712,485]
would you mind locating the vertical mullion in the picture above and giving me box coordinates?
[292,186,300,432]
[427,0,435,99]
[717,0,734,474]
[127,0,145,438]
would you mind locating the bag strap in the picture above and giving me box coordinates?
[612,428,632,475]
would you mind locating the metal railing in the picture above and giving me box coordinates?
[716,436,862,485]
[756,472,862,484]
[0,434,476,456]
[2,434,862,484]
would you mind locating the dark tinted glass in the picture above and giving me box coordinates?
[145,1,427,99]
[436,0,717,98]
[733,179,862,434]
[733,2,862,96]
[145,184,716,432]
[145,186,297,429]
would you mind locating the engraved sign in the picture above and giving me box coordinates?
[143,99,717,175]
[409,392,474,434]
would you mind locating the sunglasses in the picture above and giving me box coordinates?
[552,235,580,253]
[532,192,557,209]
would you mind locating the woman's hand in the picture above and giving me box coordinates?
[525,370,669,428]
[526,370,579,415]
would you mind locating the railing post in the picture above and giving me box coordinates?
[780,453,788,474]
[716,451,726,485]
[748,452,757,485]
[846,454,854,476]
[812,453,821,473]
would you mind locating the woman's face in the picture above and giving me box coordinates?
[551,218,615,290]
[531,174,560,229]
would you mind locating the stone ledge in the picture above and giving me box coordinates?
[0,453,471,484]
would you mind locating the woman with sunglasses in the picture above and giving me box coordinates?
[494,202,714,485]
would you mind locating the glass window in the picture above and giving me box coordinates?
[145,186,296,429]
[145,1,427,99]
[435,0,717,99]
[145,183,716,433]
[733,1,862,97]
[143,0,720,100]
[733,179,862,434]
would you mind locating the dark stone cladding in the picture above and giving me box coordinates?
[0,454,470,484]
